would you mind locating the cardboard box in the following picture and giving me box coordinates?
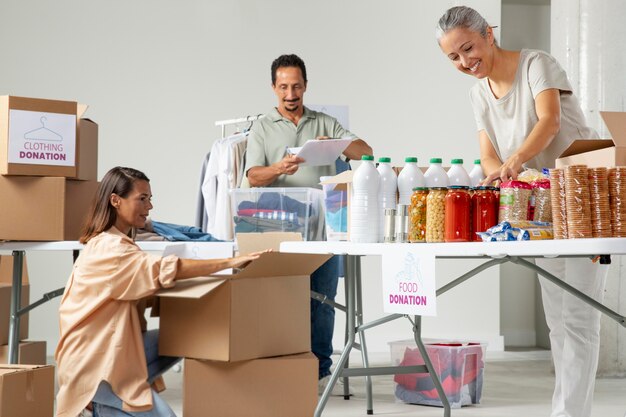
[0,256,29,345]
[75,116,98,181]
[184,353,318,417]
[0,176,98,241]
[0,95,79,177]
[0,341,46,365]
[157,252,331,361]
[0,364,54,417]
[556,111,626,168]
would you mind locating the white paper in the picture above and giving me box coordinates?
[381,248,437,316]
[8,109,76,166]
[287,138,352,167]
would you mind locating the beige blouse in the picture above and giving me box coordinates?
[55,227,178,417]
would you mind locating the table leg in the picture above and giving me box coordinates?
[413,315,451,417]
[8,251,24,364]
[355,257,374,413]
[315,254,356,417]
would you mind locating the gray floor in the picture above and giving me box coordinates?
[159,350,626,417]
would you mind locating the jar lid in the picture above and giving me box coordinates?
[451,158,463,164]
[361,155,374,161]
[428,187,448,191]
[429,157,442,164]
[378,157,391,163]
[448,185,469,190]
[412,186,428,191]
[405,157,417,163]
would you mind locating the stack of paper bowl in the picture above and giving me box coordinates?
[549,168,568,239]
[588,167,612,238]
[564,165,592,238]
[608,167,626,237]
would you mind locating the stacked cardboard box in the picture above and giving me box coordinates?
[0,95,99,241]
[157,251,331,417]
[0,256,47,367]
[0,364,55,417]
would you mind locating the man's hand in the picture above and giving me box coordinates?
[274,154,305,176]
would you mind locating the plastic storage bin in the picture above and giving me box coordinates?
[389,339,486,408]
[320,177,348,241]
[230,187,324,241]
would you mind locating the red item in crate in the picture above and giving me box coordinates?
[393,343,484,395]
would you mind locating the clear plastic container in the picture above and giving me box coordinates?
[424,158,450,188]
[397,157,425,206]
[390,339,487,408]
[350,155,380,243]
[447,159,471,187]
[320,176,348,241]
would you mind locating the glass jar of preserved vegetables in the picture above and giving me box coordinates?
[445,186,471,242]
[409,187,428,242]
[426,188,447,243]
[471,186,498,241]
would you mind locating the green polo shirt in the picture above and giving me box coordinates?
[242,106,356,188]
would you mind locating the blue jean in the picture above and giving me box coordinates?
[311,255,342,379]
[92,330,181,417]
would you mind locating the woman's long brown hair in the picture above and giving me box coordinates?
[79,166,150,244]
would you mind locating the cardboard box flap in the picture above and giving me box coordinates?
[78,103,89,118]
[0,255,29,285]
[601,111,626,146]
[0,364,46,376]
[236,232,302,256]
[156,276,227,299]
[222,252,332,279]
[559,139,614,158]
[319,170,353,191]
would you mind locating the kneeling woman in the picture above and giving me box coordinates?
[55,166,260,417]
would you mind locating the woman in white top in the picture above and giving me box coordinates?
[436,6,608,417]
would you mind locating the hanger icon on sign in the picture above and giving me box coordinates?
[24,116,63,141]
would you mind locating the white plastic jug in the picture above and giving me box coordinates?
[447,158,471,187]
[377,157,397,241]
[397,157,425,205]
[424,158,449,188]
[469,159,485,187]
[350,155,380,243]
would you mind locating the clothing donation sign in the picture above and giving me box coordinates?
[381,248,437,316]
[8,109,76,166]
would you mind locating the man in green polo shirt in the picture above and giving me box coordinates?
[243,54,372,395]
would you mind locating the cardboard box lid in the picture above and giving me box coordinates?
[236,232,302,256]
[320,170,353,191]
[559,111,626,158]
[156,252,331,300]
[0,364,49,376]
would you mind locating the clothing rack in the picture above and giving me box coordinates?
[215,114,264,138]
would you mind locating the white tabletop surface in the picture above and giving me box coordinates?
[280,238,626,258]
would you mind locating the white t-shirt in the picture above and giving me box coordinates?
[469,49,598,170]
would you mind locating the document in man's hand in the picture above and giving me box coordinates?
[287,138,352,167]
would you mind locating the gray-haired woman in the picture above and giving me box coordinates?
[436,6,608,417]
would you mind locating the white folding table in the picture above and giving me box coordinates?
[0,240,235,365]
[280,238,626,417]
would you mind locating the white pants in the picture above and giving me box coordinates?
[535,258,608,417]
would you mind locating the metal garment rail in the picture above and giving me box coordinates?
[280,241,625,417]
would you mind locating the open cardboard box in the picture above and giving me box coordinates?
[157,252,331,362]
[0,256,29,345]
[0,364,54,417]
[0,96,97,179]
[556,111,626,167]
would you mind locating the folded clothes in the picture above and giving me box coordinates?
[234,216,302,234]
[238,192,311,218]
[151,220,222,242]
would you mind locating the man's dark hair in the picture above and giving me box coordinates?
[271,54,307,86]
